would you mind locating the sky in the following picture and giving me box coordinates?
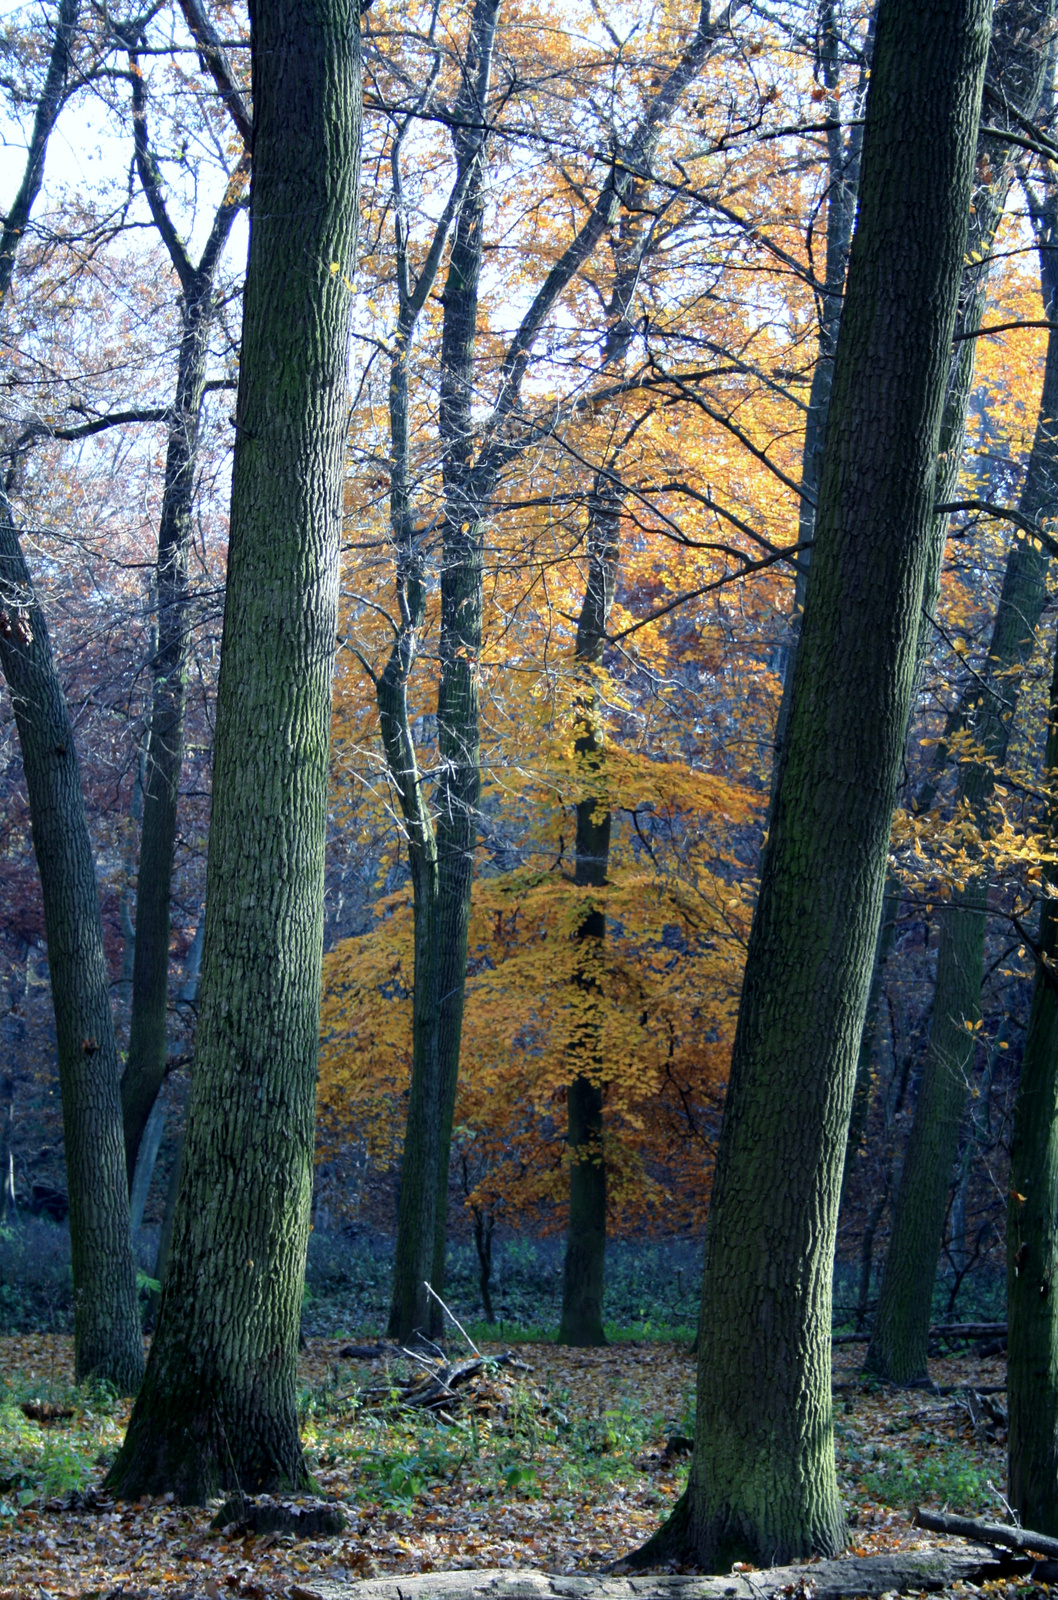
[0,0,249,270]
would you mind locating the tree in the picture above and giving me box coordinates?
[630,0,991,1567]
[1007,631,1058,1533]
[0,0,144,1392]
[360,0,745,1345]
[116,5,250,1189]
[104,0,362,1500]
[865,0,1058,1386]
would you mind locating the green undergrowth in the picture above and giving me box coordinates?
[836,1402,1000,1517]
[855,1438,994,1512]
[0,1334,1004,1528]
[0,1372,125,1516]
[296,1352,691,1513]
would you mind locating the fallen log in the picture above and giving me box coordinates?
[913,1507,1058,1561]
[832,1323,1006,1345]
[929,1323,1006,1339]
[290,1546,1011,1600]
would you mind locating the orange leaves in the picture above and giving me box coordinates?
[319,774,753,1235]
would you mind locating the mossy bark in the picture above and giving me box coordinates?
[630,0,990,1568]
[104,0,360,1501]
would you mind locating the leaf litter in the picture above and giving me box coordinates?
[0,1333,1033,1599]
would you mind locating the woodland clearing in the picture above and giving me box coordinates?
[0,1335,1023,1599]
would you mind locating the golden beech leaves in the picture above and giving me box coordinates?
[320,738,757,1234]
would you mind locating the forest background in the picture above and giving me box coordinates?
[0,0,1052,1363]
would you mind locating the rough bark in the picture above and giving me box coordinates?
[104,0,360,1501]
[867,143,1058,1387]
[1006,649,1058,1531]
[119,30,250,1189]
[629,0,990,1569]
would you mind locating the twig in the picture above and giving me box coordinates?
[424,1280,481,1357]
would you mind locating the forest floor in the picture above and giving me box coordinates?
[0,1335,1017,1600]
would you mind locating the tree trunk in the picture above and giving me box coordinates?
[0,497,144,1391]
[867,152,1058,1386]
[1007,659,1058,1531]
[129,1092,167,1237]
[841,869,899,1207]
[0,0,80,301]
[104,0,361,1501]
[472,1206,495,1324]
[289,1548,1018,1600]
[121,272,231,1186]
[630,0,990,1568]
[768,0,866,776]
[556,476,621,1348]
[559,1070,607,1346]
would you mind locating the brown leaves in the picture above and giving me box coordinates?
[0,1334,1019,1597]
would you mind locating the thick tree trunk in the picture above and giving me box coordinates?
[104,0,360,1502]
[630,0,990,1569]
[0,500,144,1391]
[867,162,1058,1386]
[1007,659,1058,1531]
